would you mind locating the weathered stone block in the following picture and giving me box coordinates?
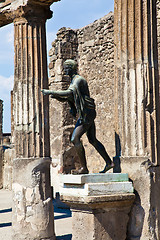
[72,207,131,240]
[60,182,133,197]
[59,173,129,184]
[59,173,133,197]
[61,194,135,240]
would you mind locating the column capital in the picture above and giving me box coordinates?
[9,4,53,24]
[0,0,60,27]
[12,7,52,24]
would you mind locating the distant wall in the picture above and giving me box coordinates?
[48,12,114,191]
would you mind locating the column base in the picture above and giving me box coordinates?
[12,157,56,240]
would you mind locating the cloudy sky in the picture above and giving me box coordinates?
[0,0,114,133]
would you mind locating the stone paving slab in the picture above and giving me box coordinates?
[0,189,72,240]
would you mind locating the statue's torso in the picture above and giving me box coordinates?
[68,75,96,123]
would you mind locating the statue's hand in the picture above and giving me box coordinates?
[41,89,50,96]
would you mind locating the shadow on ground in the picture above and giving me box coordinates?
[53,199,71,220]
[0,208,12,214]
[0,222,12,227]
[56,234,72,240]
[0,208,12,228]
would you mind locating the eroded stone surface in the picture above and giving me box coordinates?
[12,157,55,240]
[0,0,60,27]
[72,208,130,240]
[61,193,135,240]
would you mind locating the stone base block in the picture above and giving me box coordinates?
[60,182,133,196]
[72,207,129,240]
[59,173,133,196]
[61,194,135,240]
[12,157,56,240]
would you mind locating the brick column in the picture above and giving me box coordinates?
[11,5,56,240]
[114,0,160,163]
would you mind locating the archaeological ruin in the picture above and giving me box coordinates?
[0,0,160,239]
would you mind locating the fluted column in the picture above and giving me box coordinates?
[11,5,56,240]
[13,17,50,159]
[114,0,160,164]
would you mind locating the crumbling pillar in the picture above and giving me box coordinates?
[11,3,56,240]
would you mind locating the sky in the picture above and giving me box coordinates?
[0,0,114,133]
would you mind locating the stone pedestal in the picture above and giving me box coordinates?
[12,157,55,240]
[60,173,135,240]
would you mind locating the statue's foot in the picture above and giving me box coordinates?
[71,167,89,175]
[99,162,114,173]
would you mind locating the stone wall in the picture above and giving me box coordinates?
[49,27,78,176]
[49,12,114,193]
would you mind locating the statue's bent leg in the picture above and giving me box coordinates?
[87,122,114,173]
[71,120,89,174]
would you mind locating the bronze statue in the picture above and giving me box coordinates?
[42,59,114,174]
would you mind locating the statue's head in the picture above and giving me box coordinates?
[63,59,78,76]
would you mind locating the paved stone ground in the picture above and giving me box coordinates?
[0,189,72,240]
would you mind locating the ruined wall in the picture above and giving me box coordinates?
[49,28,80,191]
[49,12,114,193]
[0,100,3,189]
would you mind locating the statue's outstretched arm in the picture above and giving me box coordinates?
[41,89,72,100]
[41,89,54,96]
